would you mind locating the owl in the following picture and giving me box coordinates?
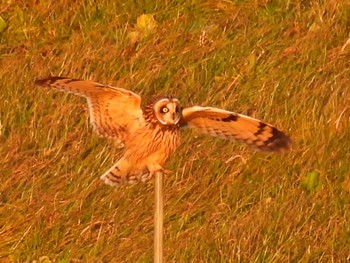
[35,77,291,186]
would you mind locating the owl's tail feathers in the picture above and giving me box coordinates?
[100,159,151,186]
[100,163,125,186]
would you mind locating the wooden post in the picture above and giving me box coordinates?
[154,171,163,263]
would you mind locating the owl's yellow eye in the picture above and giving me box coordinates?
[161,107,169,113]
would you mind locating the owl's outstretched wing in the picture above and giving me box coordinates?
[35,77,144,144]
[180,106,291,152]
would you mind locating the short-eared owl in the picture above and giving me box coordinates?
[35,77,291,186]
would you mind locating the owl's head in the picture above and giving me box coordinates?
[148,97,181,126]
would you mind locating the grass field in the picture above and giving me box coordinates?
[1,0,350,262]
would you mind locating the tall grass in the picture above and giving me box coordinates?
[1,0,349,262]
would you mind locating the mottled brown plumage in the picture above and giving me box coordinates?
[35,76,291,186]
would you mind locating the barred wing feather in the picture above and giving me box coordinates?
[180,106,290,152]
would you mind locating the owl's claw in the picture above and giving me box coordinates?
[147,164,172,176]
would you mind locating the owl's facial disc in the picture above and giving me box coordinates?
[154,98,181,126]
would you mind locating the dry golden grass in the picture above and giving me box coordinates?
[1,0,350,262]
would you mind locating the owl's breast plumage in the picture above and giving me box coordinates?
[124,124,181,168]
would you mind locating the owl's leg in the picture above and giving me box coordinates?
[147,163,172,177]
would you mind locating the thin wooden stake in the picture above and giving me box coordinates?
[154,171,163,263]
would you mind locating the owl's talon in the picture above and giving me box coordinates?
[151,168,171,175]
[147,164,172,176]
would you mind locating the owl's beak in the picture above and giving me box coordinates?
[172,112,180,125]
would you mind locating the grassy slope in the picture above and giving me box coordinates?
[1,0,349,262]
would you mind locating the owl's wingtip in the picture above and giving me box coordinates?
[269,133,292,153]
[276,139,292,153]
[34,76,67,87]
[34,78,48,86]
